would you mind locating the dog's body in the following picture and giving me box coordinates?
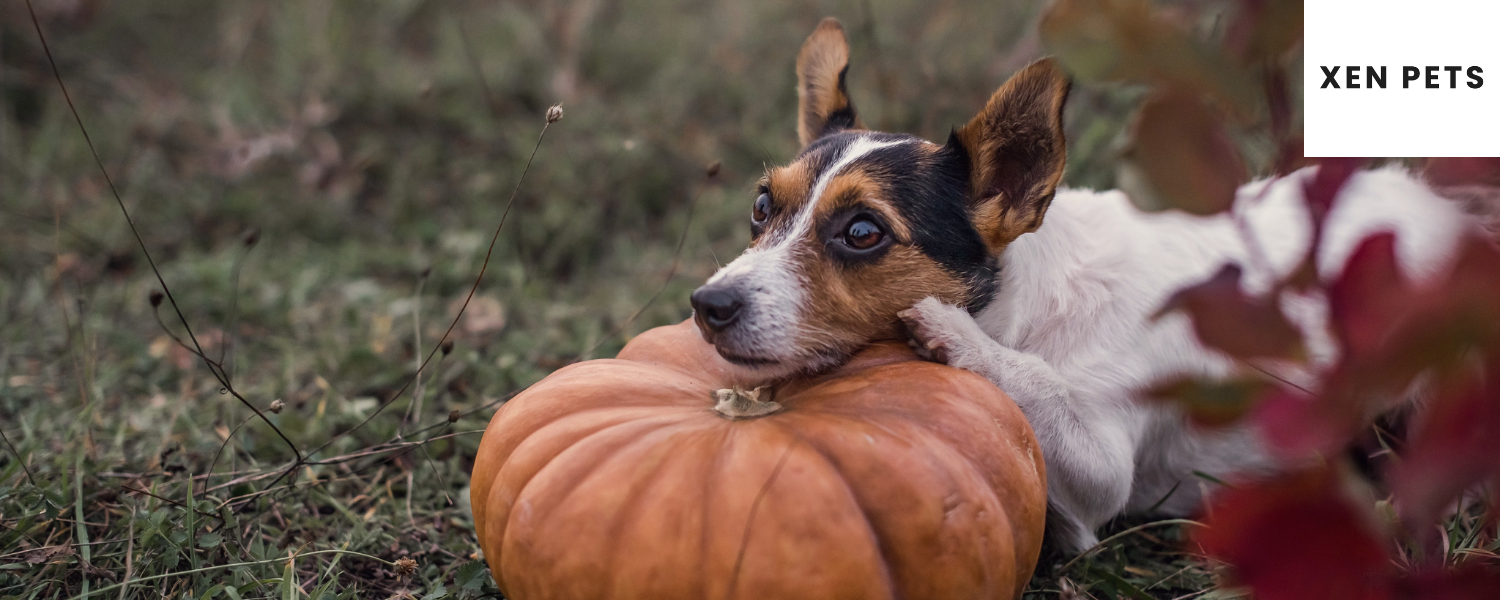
[690,19,1477,553]
[901,168,1470,550]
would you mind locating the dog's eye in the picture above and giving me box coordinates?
[842,218,884,250]
[752,193,771,224]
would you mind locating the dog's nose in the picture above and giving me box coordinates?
[690,286,744,333]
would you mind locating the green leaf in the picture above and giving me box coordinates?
[199,532,224,548]
[420,584,449,600]
[1086,563,1156,600]
[283,557,300,600]
[454,561,488,591]
[224,586,242,600]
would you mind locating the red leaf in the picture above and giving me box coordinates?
[1329,232,1415,359]
[1303,157,1363,228]
[1162,264,1303,360]
[1424,157,1500,187]
[1123,90,1249,216]
[1294,233,1500,460]
[1251,386,1347,458]
[1394,565,1500,600]
[1328,233,1500,407]
[1391,359,1500,532]
[1196,467,1392,600]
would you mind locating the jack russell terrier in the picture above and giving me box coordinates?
[688,18,1474,552]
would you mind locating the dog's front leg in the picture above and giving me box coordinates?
[899,297,1134,553]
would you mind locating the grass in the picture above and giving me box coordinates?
[0,0,1296,598]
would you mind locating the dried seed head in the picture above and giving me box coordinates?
[546,104,564,124]
[705,161,722,178]
[440,340,454,356]
[394,556,418,578]
[149,291,165,307]
[243,228,261,247]
[448,410,461,424]
[268,399,285,414]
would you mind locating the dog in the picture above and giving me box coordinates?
[689,18,1475,553]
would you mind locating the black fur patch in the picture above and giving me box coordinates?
[801,132,998,311]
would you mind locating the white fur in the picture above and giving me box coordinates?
[901,166,1472,552]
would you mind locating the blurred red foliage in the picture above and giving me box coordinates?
[1042,0,1500,595]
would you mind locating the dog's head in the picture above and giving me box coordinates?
[690,18,1071,378]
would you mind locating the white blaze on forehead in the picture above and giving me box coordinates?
[780,135,905,247]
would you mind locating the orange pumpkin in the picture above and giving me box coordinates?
[470,320,1046,600]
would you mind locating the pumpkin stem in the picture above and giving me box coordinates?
[711,386,782,419]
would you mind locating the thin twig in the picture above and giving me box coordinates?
[0,427,37,487]
[201,415,256,496]
[220,230,259,383]
[571,166,716,361]
[119,486,223,522]
[294,108,560,467]
[406,269,430,426]
[726,438,798,600]
[24,0,302,463]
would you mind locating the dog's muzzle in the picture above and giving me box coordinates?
[690,284,744,338]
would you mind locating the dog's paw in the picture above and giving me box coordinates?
[898,297,991,370]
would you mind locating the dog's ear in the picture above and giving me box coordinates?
[947,58,1071,251]
[796,18,863,146]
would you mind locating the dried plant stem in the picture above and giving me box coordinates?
[24,0,302,463]
[0,427,36,488]
[572,167,716,361]
[406,272,429,427]
[297,110,559,465]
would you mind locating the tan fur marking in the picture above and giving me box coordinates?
[807,168,913,243]
[795,243,971,351]
[770,158,965,355]
[796,18,865,146]
[759,162,816,244]
[954,58,1071,252]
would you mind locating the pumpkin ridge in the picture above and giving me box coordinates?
[847,381,1039,599]
[493,410,698,580]
[788,406,1026,600]
[699,422,733,600]
[867,412,1021,599]
[777,425,901,600]
[473,359,709,545]
[504,410,698,526]
[721,432,799,600]
[596,425,716,595]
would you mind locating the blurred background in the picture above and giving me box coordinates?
[1,0,1201,596]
